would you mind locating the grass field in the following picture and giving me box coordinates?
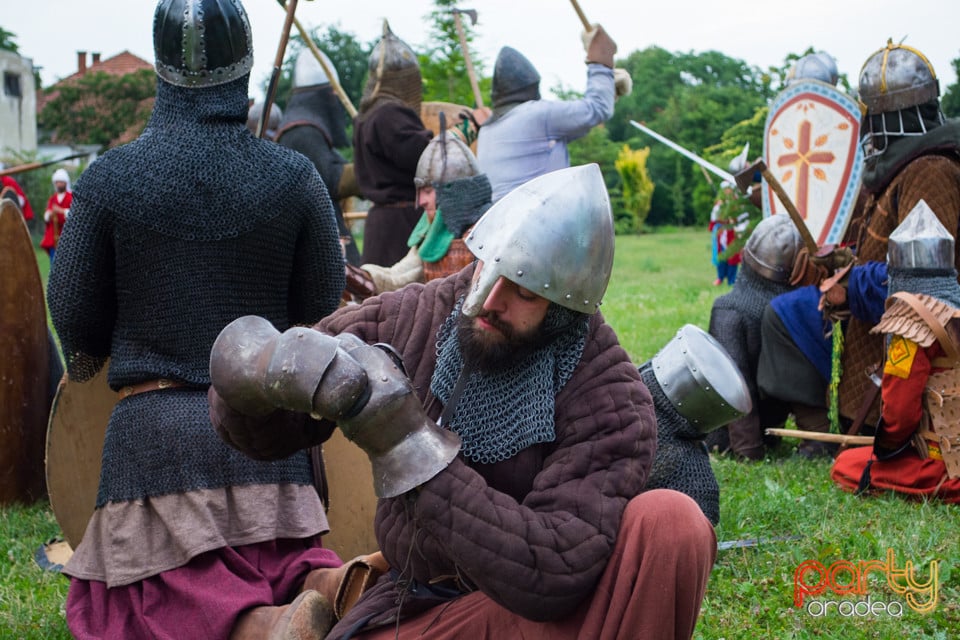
[3,229,958,638]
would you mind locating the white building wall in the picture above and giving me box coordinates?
[0,49,38,157]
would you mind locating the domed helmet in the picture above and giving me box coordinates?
[858,39,944,161]
[292,48,339,88]
[360,20,422,112]
[491,46,541,109]
[414,127,481,189]
[787,51,839,86]
[246,102,282,137]
[153,0,254,88]
[741,214,803,282]
[463,164,614,317]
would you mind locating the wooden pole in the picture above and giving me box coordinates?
[451,10,484,109]
[259,0,300,138]
[765,428,874,446]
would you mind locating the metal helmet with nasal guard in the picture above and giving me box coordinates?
[462,164,614,317]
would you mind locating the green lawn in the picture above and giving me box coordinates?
[3,229,957,638]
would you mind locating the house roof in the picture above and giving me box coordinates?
[37,51,153,112]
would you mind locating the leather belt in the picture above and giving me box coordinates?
[118,379,187,399]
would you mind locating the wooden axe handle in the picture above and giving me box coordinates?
[765,428,874,446]
[569,0,592,30]
[452,11,484,109]
[759,166,820,255]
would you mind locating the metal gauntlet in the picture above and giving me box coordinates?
[209,315,368,419]
[335,336,461,498]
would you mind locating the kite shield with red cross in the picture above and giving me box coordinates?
[762,80,863,246]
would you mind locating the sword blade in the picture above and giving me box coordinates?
[629,120,737,185]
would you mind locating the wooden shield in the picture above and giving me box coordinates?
[0,198,50,505]
[320,430,380,560]
[763,80,863,245]
[45,364,116,549]
[421,101,477,153]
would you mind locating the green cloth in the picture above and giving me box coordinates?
[407,209,455,262]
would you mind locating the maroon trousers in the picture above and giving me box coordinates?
[352,489,716,640]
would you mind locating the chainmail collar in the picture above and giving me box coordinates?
[430,296,589,464]
[862,119,960,193]
[888,267,960,308]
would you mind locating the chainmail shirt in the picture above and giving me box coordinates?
[640,364,719,525]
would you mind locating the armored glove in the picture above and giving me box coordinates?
[581,24,617,69]
[334,335,461,498]
[613,68,633,98]
[209,315,369,419]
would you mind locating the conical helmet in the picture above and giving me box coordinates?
[463,164,614,316]
[887,199,954,270]
[414,127,480,188]
[154,0,254,88]
[742,215,803,282]
[293,48,339,88]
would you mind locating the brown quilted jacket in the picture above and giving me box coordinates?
[318,264,656,635]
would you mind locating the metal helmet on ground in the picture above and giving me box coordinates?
[153,0,254,88]
[742,214,803,282]
[858,39,943,160]
[887,199,954,270]
[650,324,752,434]
[414,126,481,188]
[293,48,339,88]
[463,164,614,317]
[360,20,422,112]
[491,46,541,108]
[787,51,839,86]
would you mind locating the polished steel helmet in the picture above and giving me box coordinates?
[153,0,254,88]
[788,51,839,86]
[742,215,803,282]
[414,129,480,188]
[462,164,614,317]
[293,48,339,88]
[887,199,954,270]
[858,40,943,160]
[651,324,752,434]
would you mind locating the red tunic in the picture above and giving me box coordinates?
[1,176,34,220]
[41,191,71,249]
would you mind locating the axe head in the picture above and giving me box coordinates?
[734,158,766,194]
[452,8,478,25]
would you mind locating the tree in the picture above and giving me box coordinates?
[0,26,18,53]
[418,0,488,106]
[942,56,960,118]
[276,25,374,112]
[614,145,654,233]
[39,70,156,148]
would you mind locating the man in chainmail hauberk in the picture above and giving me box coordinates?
[209,165,717,639]
[353,21,485,268]
[476,26,631,203]
[757,40,960,454]
[832,201,960,502]
[46,1,346,638]
[355,124,491,294]
[705,215,803,460]
[275,49,361,266]
[640,325,752,526]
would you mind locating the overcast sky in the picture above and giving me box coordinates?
[6,0,958,107]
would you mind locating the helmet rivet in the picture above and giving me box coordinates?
[494,257,501,262]
[543,283,549,289]
[565,294,572,300]
[517,270,524,277]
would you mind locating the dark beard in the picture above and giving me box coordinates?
[56,186,66,193]
[455,311,548,373]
